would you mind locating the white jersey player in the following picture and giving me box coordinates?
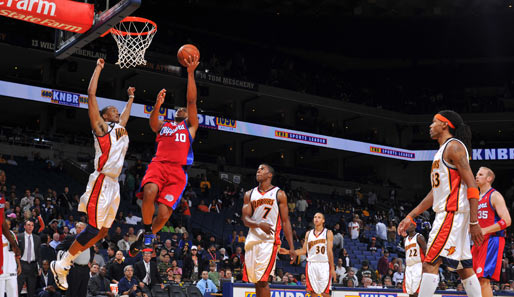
[280,213,336,297]
[52,58,135,291]
[403,224,426,297]
[242,164,297,297]
[0,231,20,297]
[398,110,483,297]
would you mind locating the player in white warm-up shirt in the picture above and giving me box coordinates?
[52,58,134,291]
[281,213,336,297]
[0,231,20,297]
[242,164,296,297]
[403,223,426,297]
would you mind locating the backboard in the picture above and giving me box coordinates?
[54,0,141,59]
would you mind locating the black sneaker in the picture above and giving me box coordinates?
[128,229,145,257]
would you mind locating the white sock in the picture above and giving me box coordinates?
[462,274,482,297]
[59,251,78,267]
[418,273,439,297]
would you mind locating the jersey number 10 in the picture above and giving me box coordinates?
[175,133,187,143]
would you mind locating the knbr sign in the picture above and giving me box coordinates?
[244,291,311,297]
[0,0,94,33]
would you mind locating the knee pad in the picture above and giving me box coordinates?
[76,224,100,245]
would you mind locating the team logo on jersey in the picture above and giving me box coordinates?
[445,246,456,256]
[165,194,174,202]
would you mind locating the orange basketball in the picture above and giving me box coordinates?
[177,44,200,67]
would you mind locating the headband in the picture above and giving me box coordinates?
[435,114,455,129]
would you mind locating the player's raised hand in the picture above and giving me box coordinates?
[97,58,105,69]
[470,223,483,247]
[127,87,136,98]
[289,249,297,264]
[258,221,274,235]
[185,55,200,74]
[278,247,289,255]
[397,216,411,237]
[155,89,166,107]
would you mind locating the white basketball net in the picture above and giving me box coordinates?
[110,18,157,69]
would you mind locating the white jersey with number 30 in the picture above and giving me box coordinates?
[307,228,328,263]
[245,187,281,247]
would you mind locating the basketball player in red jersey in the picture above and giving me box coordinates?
[472,167,511,297]
[242,164,297,297]
[130,55,199,256]
[398,110,483,297]
[0,193,20,275]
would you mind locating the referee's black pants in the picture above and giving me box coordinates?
[66,264,90,297]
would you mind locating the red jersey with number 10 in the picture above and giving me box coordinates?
[153,121,194,165]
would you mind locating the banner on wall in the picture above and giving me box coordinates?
[2,80,514,162]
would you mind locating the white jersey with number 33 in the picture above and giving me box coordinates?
[307,228,328,263]
[245,187,281,247]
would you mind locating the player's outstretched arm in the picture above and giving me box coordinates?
[278,190,297,264]
[87,58,108,136]
[2,220,19,257]
[398,190,433,236]
[279,232,308,256]
[417,234,427,256]
[327,230,337,282]
[150,89,166,133]
[482,191,511,235]
[119,87,135,127]
[184,55,200,139]
[446,141,483,246]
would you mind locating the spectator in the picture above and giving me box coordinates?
[170,259,182,276]
[208,199,221,213]
[178,232,192,250]
[230,256,242,280]
[208,262,220,288]
[387,221,397,243]
[197,200,209,212]
[18,219,41,297]
[199,175,211,198]
[162,268,175,286]
[174,223,186,234]
[178,197,191,232]
[90,263,99,277]
[348,215,360,240]
[340,248,351,269]
[332,223,344,249]
[49,233,60,250]
[362,277,372,288]
[64,215,75,230]
[202,244,221,271]
[127,227,137,244]
[356,261,376,283]
[193,234,203,247]
[183,245,200,281]
[367,237,379,253]
[392,266,404,286]
[118,265,144,297]
[296,196,308,218]
[125,212,142,225]
[231,246,244,265]
[87,265,114,297]
[58,187,73,214]
[383,276,394,288]
[160,221,175,233]
[109,227,123,245]
[118,233,130,252]
[219,247,229,260]
[40,233,56,262]
[335,258,346,283]
[287,274,298,285]
[196,271,217,294]
[0,154,6,164]
[342,269,358,287]
[237,231,246,244]
[378,251,390,278]
[107,250,126,284]
[162,239,174,254]
[36,259,61,297]
[376,220,387,243]
[134,251,162,292]
[20,189,34,212]
[93,244,105,267]
[368,191,377,210]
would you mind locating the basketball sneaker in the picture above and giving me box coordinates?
[129,229,155,257]
[50,260,70,290]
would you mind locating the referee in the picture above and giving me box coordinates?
[57,222,94,297]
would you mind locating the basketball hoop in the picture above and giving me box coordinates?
[102,16,157,69]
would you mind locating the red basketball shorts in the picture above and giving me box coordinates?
[138,161,188,209]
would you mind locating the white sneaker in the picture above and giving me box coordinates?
[50,260,70,290]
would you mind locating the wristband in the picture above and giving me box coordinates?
[407,215,417,226]
[498,219,507,230]
[129,95,135,98]
[470,221,479,225]
[467,188,479,200]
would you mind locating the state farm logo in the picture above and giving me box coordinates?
[0,0,56,16]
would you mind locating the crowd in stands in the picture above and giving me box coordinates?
[1,155,514,296]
